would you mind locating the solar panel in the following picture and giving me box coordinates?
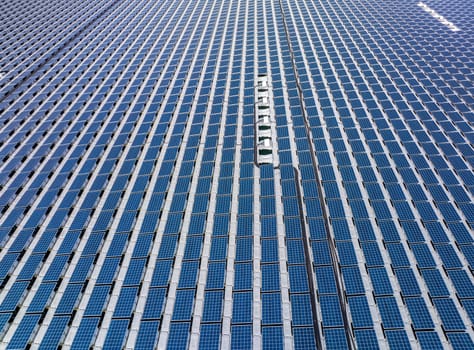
[436,244,463,269]
[84,285,111,316]
[447,332,474,350]
[324,328,349,350]
[167,322,190,350]
[202,291,224,322]
[348,295,374,329]
[199,324,221,350]
[361,242,384,267]
[447,269,474,299]
[377,297,404,329]
[39,316,70,350]
[293,327,317,350]
[385,330,411,350]
[354,329,379,350]
[406,297,435,330]
[233,290,254,324]
[320,295,344,328]
[231,325,252,350]
[113,286,138,318]
[395,268,422,297]
[7,314,41,350]
[70,317,100,349]
[433,298,466,331]
[262,326,284,350]
[172,289,195,321]
[416,331,444,350]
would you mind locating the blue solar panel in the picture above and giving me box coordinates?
[368,267,393,296]
[96,257,120,284]
[6,314,41,350]
[56,283,83,314]
[135,321,160,349]
[32,230,57,253]
[395,268,421,297]
[261,239,279,263]
[411,244,436,268]
[82,232,105,255]
[433,298,466,331]
[290,293,313,326]
[167,322,190,349]
[348,295,374,329]
[103,319,129,349]
[447,332,474,350]
[286,239,305,264]
[199,324,221,350]
[27,282,56,313]
[311,241,333,266]
[209,236,228,261]
[84,285,111,316]
[447,269,474,299]
[422,270,450,299]
[42,255,68,282]
[406,297,435,330]
[324,328,349,350]
[132,234,153,257]
[70,256,95,283]
[448,222,474,245]
[172,289,195,321]
[308,218,326,240]
[417,331,444,350]
[354,329,379,350]
[107,233,129,257]
[436,244,463,269]
[342,267,366,296]
[293,327,317,350]
[231,325,252,350]
[262,293,282,325]
[16,254,43,281]
[400,221,425,243]
[113,286,138,318]
[371,201,393,220]
[385,330,411,350]
[158,235,179,259]
[202,291,224,322]
[261,264,280,292]
[232,292,252,323]
[461,298,474,324]
[336,241,358,266]
[39,316,70,350]
[320,295,344,328]
[213,215,230,236]
[262,326,283,350]
[178,261,199,288]
[361,242,384,267]
[0,0,472,347]
[377,297,404,329]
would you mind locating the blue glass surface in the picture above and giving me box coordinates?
[0,0,472,348]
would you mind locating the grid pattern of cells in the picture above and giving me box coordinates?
[0,0,472,348]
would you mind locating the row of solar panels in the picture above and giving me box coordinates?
[275,0,473,348]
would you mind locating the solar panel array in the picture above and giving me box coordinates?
[0,0,473,348]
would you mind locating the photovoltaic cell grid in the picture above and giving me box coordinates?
[0,0,473,348]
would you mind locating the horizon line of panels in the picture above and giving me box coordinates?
[0,0,473,349]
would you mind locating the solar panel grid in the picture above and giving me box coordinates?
[0,0,473,347]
